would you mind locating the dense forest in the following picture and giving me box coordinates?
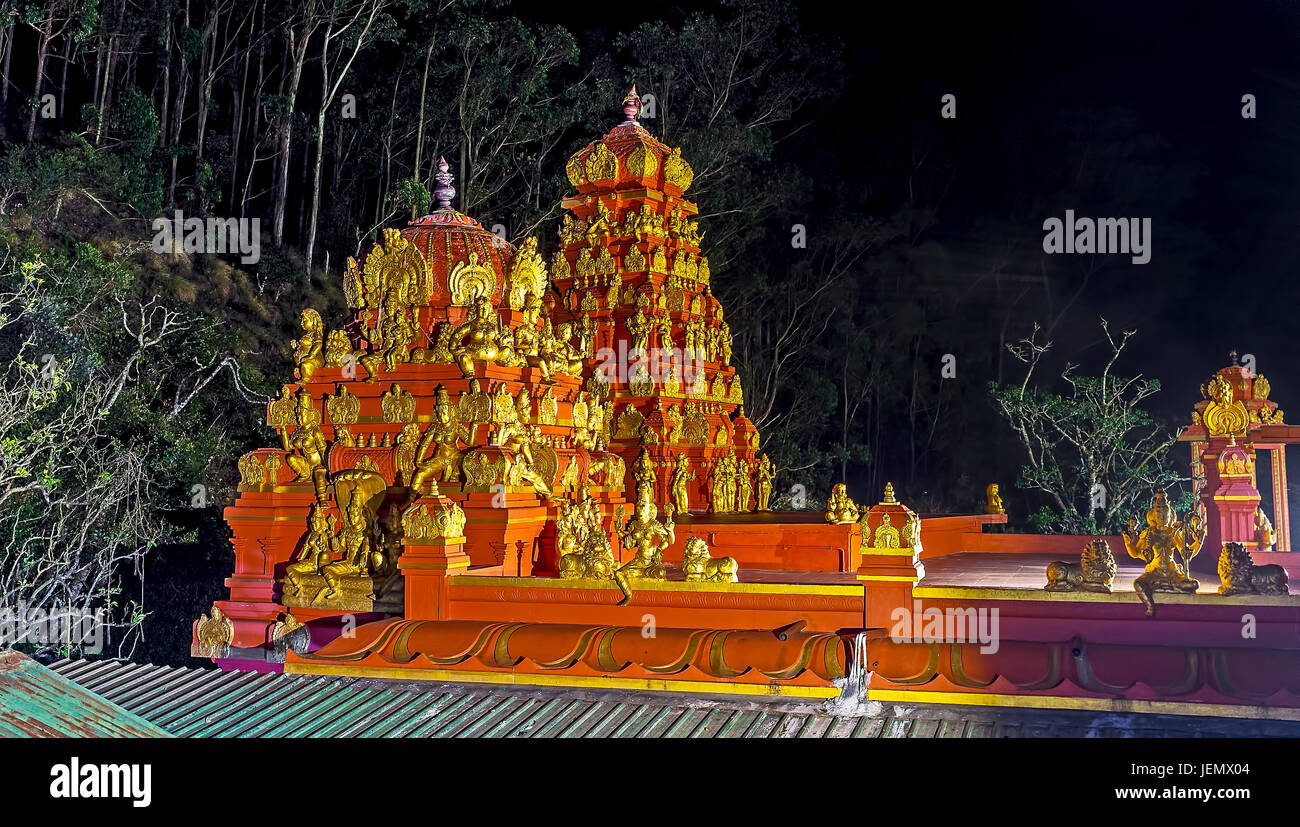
[5,0,1274,663]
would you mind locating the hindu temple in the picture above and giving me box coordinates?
[193,90,1300,718]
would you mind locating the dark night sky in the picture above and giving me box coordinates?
[811,0,1300,416]
[545,0,1300,419]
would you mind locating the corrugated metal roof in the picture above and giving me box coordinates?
[46,658,1300,737]
[0,650,171,737]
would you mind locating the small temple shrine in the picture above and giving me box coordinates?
[193,91,1300,718]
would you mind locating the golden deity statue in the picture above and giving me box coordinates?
[557,495,617,580]
[543,322,584,378]
[825,483,860,524]
[281,389,329,502]
[410,386,471,494]
[985,483,1005,515]
[755,454,775,511]
[1121,492,1206,615]
[681,536,738,583]
[1044,539,1117,593]
[1254,507,1276,551]
[1217,541,1288,596]
[735,459,754,512]
[314,489,383,605]
[514,293,556,381]
[284,503,335,597]
[614,483,673,605]
[291,308,325,382]
[670,453,695,514]
[451,295,518,377]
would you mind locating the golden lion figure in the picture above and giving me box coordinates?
[680,537,738,583]
[1045,539,1117,593]
[1217,542,1289,596]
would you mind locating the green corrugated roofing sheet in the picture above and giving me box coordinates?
[42,658,1300,738]
[0,650,171,737]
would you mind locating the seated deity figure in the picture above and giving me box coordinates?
[541,321,584,378]
[284,503,334,596]
[410,386,470,496]
[451,295,517,377]
[316,490,378,604]
[1121,492,1206,616]
[557,496,617,580]
[281,388,329,503]
[825,483,860,524]
[513,294,555,381]
[614,485,673,605]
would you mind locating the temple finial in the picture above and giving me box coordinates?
[434,156,455,210]
[622,85,641,123]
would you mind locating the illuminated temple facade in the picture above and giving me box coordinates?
[193,91,1300,716]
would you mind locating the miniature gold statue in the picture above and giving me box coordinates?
[284,503,335,597]
[735,460,754,512]
[985,483,1005,515]
[681,536,738,583]
[1255,507,1276,551]
[557,496,617,580]
[1122,492,1206,615]
[291,308,325,382]
[670,453,694,514]
[281,389,329,502]
[614,484,673,605]
[316,489,381,604]
[1217,542,1288,596]
[755,454,775,511]
[410,386,471,494]
[451,295,517,377]
[825,483,860,524]
[1045,539,1117,593]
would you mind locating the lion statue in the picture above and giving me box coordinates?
[680,537,739,583]
[1217,541,1288,596]
[1045,538,1117,593]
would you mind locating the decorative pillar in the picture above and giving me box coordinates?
[1200,438,1261,558]
[854,483,925,629]
[398,494,469,621]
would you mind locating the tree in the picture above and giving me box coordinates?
[989,318,1188,534]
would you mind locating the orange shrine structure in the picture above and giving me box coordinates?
[193,91,1300,718]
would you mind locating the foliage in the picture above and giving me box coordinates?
[989,319,1188,534]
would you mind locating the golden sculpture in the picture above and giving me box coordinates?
[410,386,470,493]
[291,308,325,382]
[281,389,329,502]
[755,454,775,511]
[1045,539,1117,593]
[284,504,337,597]
[614,483,673,605]
[448,251,497,307]
[585,142,618,181]
[735,460,753,512]
[1255,507,1276,551]
[506,237,548,311]
[985,483,1005,514]
[825,483,860,524]
[1122,492,1207,615]
[670,453,695,514]
[315,489,383,605]
[451,295,518,377]
[380,383,416,423]
[1217,541,1288,596]
[193,605,235,659]
[664,147,694,191]
[1201,374,1250,437]
[681,536,738,583]
[542,322,584,378]
[557,495,617,580]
